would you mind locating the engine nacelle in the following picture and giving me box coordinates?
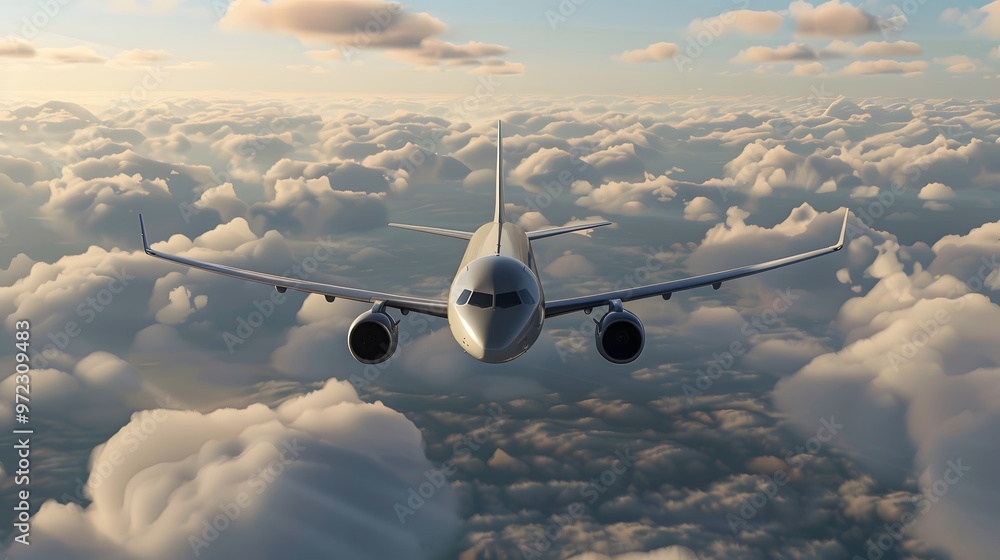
[595,301,644,364]
[348,306,398,365]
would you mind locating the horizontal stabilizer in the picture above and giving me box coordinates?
[389,223,474,240]
[527,221,613,241]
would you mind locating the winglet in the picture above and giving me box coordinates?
[834,208,850,251]
[138,213,153,255]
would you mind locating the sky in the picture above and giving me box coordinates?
[0,0,999,98]
[1,2,1000,560]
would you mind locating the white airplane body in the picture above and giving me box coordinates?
[140,121,848,365]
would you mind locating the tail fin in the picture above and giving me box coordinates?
[494,120,505,225]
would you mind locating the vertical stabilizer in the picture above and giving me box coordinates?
[494,120,505,225]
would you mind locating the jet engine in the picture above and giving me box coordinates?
[594,300,644,364]
[348,306,398,365]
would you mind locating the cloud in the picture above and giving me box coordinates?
[934,55,986,73]
[220,0,520,72]
[683,197,720,221]
[774,226,1000,558]
[3,379,461,559]
[792,61,824,75]
[918,182,956,200]
[688,10,784,36]
[469,58,525,75]
[969,0,1000,37]
[619,42,679,63]
[220,0,445,48]
[105,0,184,13]
[38,46,107,64]
[574,174,676,215]
[841,59,927,75]
[824,39,923,57]
[249,177,389,235]
[287,64,328,74]
[731,43,826,63]
[108,48,171,67]
[790,0,905,37]
[0,36,35,57]
[387,38,507,65]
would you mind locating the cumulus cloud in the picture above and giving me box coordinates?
[918,182,956,200]
[0,36,35,57]
[619,42,678,63]
[220,0,519,72]
[731,43,827,63]
[3,379,460,559]
[107,48,171,68]
[792,61,824,75]
[683,197,720,221]
[688,10,784,36]
[841,59,927,75]
[968,0,1000,37]
[824,39,923,57]
[220,0,445,48]
[38,46,107,64]
[4,93,1000,560]
[249,176,389,235]
[775,227,1000,558]
[790,0,907,37]
[934,55,986,73]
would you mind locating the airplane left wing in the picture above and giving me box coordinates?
[138,215,449,318]
[544,210,849,318]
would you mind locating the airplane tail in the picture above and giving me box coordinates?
[495,120,505,225]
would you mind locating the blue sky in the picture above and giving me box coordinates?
[1,1,998,97]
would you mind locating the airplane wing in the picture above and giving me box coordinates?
[544,210,849,318]
[388,223,474,240]
[527,221,613,241]
[138,215,449,318]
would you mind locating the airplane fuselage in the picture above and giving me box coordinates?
[447,221,545,363]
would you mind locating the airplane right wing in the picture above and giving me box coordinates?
[544,210,849,318]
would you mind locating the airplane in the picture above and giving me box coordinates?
[139,121,849,365]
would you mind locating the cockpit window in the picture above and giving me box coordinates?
[517,289,535,305]
[495,291,521,309]
[457,289,472,305]
[468,291,493,309]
